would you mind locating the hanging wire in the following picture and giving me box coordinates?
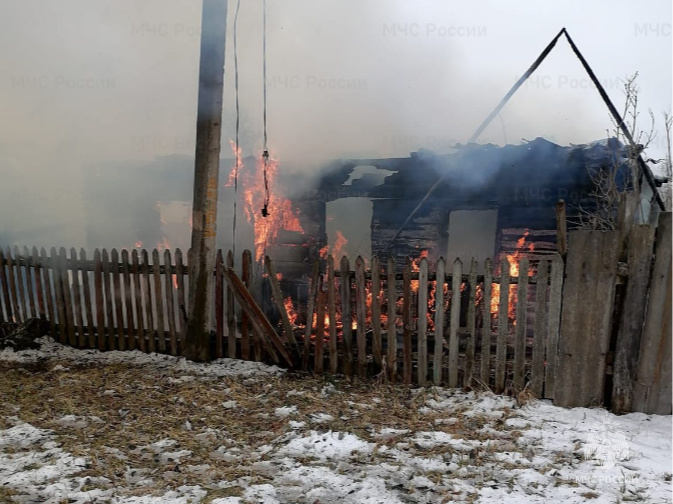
[232,0,242,258]
[261,0,270,218]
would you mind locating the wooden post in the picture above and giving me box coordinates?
[0,249,12,323]
[531,259,548,397]
[495,258,510,394]
[23,246,36,319]
[131,250,145,352]
[226,250,236,358]
[152,249,166,353]
[340,257,353,376]
[327,255,338,374]
[164,249,178,355]
[303,260,320,371]
[93,249,105,350]
[556,200,567,259]
[402,257,412,384]
[185,0,228,362]
[41,248,56,338]
[70,248,85,347]
[266,256,298,352]
[174,249,187,345]
[14,246,27,321]
[111,249,125,351]
[371,256,382,365]
[102,249,115,350]
[544,255,564,399]
[141,249,155,353]
[314,277,326,375]
[465,258,478,387]
[355,256,367,378]
[215,250,224,358]
[33,247,46,322]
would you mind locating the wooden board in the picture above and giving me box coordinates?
[327,255,338,374]
[387,258,397,382]
[480,259,493,386]
[513,258,529,390]
[32,247,46,322]
[41,248,56,337]
[242,250,254,361]
[215,250,224,358]
[70,248,85,347]
[340,256,353,376]
[121,250,136,351]
[0,249,12,323]
[152,249,166,352]
[14,246,27,321]
[266,255,298,353]
[175,248,187,349]
[303,260,320,371]
[555,231,620,408]
[111,249,125,350]
[448,258,462,388]
[544,255,564,399]
[417,257,429,385]
[433,258,445,385]
[495,258,510,394]
[141,250,155,353]
[101,249,115,350]
[371,256,382,365]
[23,246,36,319]
[226,250,236,358]
[93,250,105,350]
[464,258,478,387]
[402,257,412,385]
[7,248,22,323]
[611,225,656,413]
[131,250,146,353]
[164,249,178,356]
[633,213,672,414]
[531,259,548,397]
[314,277,326,375]
[355,256,367,378]
[51,247,67,343]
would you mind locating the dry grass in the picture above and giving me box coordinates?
[0,359,526,500]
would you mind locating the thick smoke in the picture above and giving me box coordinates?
[0,0,670,252]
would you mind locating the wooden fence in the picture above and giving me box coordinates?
[1,212,671,415]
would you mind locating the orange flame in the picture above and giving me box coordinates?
[319,231,348,260]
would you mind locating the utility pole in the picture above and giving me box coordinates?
[184,0,228,362]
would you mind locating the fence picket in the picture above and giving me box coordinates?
[59,247,76,347]
[226,250,236,358]
[303,260,320,371]
[480,258,493,386]
[513,258,529,390]
[122,250,136,351]
[215,250,224,358]
[0,249,12,323]
[465,258,478,387]
[531,259,548,397]
[111,248,126,350]
[23,246,36,319]
[14,246,28,321]
[164,249,177,356]
[32,247,45,322]
[94,249,105,350]
[81,249,95,349]
[387,258,397,382]
[371,256,382,365]
[417,257,429,385]
[175,249,187,343]
[141,249,155,353]
[340,256,353,376]
[448,258,462,388]
[152,249,166,353]
[314,276,326,375]
[242,250,254,361]
[131,250,146,352]
[402,257,412,385]
[70,248,85,347]
[7,248,22,323]
[545,255,564,399]
[327,255,338,375]
[433,258,445,385]
[101,249,115,350]
[355,256,367,378]
[495,258,510,394]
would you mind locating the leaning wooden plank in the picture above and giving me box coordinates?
[14,246,28,321]
[402,257,412,385]
[226,250,236,358]
[152,249,166,353]
[303,260,321,371]
[327,255,338,375]
[101,249,115,350]
[544,255,564,399]
[215,250,224,359]
[241,249,253,361]
[480,259,493,386]
[80,249,94,349]
[141,249,155,353]
[433,258,446,386]
[633,213,672,414]
[387,258,397,382]
[417,257,429,386]
[355,256,367,378]
[340,256,353,376]
[611,225,656,414]
[448,258,462,388]
[174,248,187,347]
[371,256,382,365]
[122,250,136,351]
[222,266,293,367]
[314,277,327,375]
[531,259,548,397]
[32,247,46,322]
[70,248,85,347]
[465,258,478,387]
[93,249,105,350]
[513,258,529,390]
[23,246,36,319]
[110,249,125,350]
[131,250,146,353]
[494,258,510,394]
[163,249,177,356]
[266,256,298,353]
[0,249,13,323]
[7,248,22,323]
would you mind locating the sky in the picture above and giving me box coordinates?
[0,0,671,250]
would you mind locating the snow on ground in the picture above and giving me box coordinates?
[0,337,671,503]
